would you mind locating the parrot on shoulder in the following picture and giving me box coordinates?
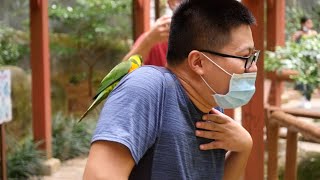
[79,54,143,122]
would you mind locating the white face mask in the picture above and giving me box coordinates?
[200,53,257,109]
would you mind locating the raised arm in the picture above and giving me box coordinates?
[83,141,135,180]
[122,15,171,61]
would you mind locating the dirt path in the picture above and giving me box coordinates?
[42,157,87,180]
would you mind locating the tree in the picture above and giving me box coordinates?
[49,0,131,96]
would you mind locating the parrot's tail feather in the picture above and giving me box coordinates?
[78,95,103,123]
[78,111,89,123]
[79,81,120,123]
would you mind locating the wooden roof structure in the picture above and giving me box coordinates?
[29,0,285,179]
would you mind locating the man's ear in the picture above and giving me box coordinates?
[187,50,205,75]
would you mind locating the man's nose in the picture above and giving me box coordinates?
[245,62,258,73]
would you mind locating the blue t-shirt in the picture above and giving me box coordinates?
[92,66,226,180]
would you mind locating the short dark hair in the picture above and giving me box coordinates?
[300,16,310,24]
[166,0,256,66]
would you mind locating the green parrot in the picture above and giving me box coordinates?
[79,54,143,122]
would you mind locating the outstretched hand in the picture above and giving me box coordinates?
[146,15,171,44]
[195,108,252,153]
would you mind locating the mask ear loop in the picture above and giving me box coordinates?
[200,75,217,94]
[201,52,232,76]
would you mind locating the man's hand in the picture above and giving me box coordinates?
[195,108,252,153]
[146,15,171,44]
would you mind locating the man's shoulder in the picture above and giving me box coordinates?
[118,66,173,92]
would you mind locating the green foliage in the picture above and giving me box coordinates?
[0,66,32,140]
[7,137,45,179]
[265,35,320,92]
[52,112,95,161]
[298,154,320,180]
[49,0,131,96]
[0,25,28,66]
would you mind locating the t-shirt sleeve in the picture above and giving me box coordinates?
[92,68,165,164]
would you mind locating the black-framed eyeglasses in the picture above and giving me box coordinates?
[198,49,260,69]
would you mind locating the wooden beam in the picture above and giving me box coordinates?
[266,0,286,107]
[241,1,265,180]
[267,122,279,180]
[284,130,298,180]
[0,125,7,180]
[30,0,52,158]
[132,0,150,41]
[155,0,160,20]
[267,0,285,50]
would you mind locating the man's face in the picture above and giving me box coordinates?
[167,0,182,11]
[200,25,257,96]
[304,19,314,29]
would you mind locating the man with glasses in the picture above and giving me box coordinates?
[84,1,259,179]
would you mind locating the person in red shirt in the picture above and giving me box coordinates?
[122,0,182,66]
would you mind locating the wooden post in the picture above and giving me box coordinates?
[266,0,285,51]
[0,125,7,180]
[284,130,298,180]
[241,1,265,180]
[30,0,52,158]
[266,0,286,107]
[155,0,160,20]
[267,122,279,180]
[132,0,150,41]
[224,109,235,119]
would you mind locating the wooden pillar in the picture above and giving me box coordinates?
[267,122,279,180]
[30,0,52,158]
[241,1,265,180]
[266,0,286,107]
[155,0,160,20]
[0,125,7,180]
[224,109,235,119]
[133,0,150,41]
[267,0,285,51]
[284,130,298,180]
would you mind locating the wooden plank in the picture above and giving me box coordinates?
[30,0,52,158]
[224,109,235,119]
[270,111,320,143]
[155,0,160,20]
[0,125,7,180]
[241,1,265,180]
[284,130,298,180]
[132,0,150,41]
[266,0,285,50]
[267,122,279,180]
[267,106,320,119]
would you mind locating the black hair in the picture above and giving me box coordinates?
[300,16,310,24]
[166,0,256,66]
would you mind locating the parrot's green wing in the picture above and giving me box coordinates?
[93,61,131,99]
[93,55,143,99]
[79,55,143,122]
[79,81,119,122]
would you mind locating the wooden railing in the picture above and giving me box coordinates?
[265,108,320,180]
[265,70,320,180]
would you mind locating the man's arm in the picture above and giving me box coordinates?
[223,148,251,180]
[122,15,171,61]
[83,141,135,180]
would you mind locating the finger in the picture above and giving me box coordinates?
[202,114,227,124]
[196,121,222,132]
[160,32,169,38]
[195,130,223,140]
[158,17,172,26]
[210,108,224,115]
[199,141,224,150]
